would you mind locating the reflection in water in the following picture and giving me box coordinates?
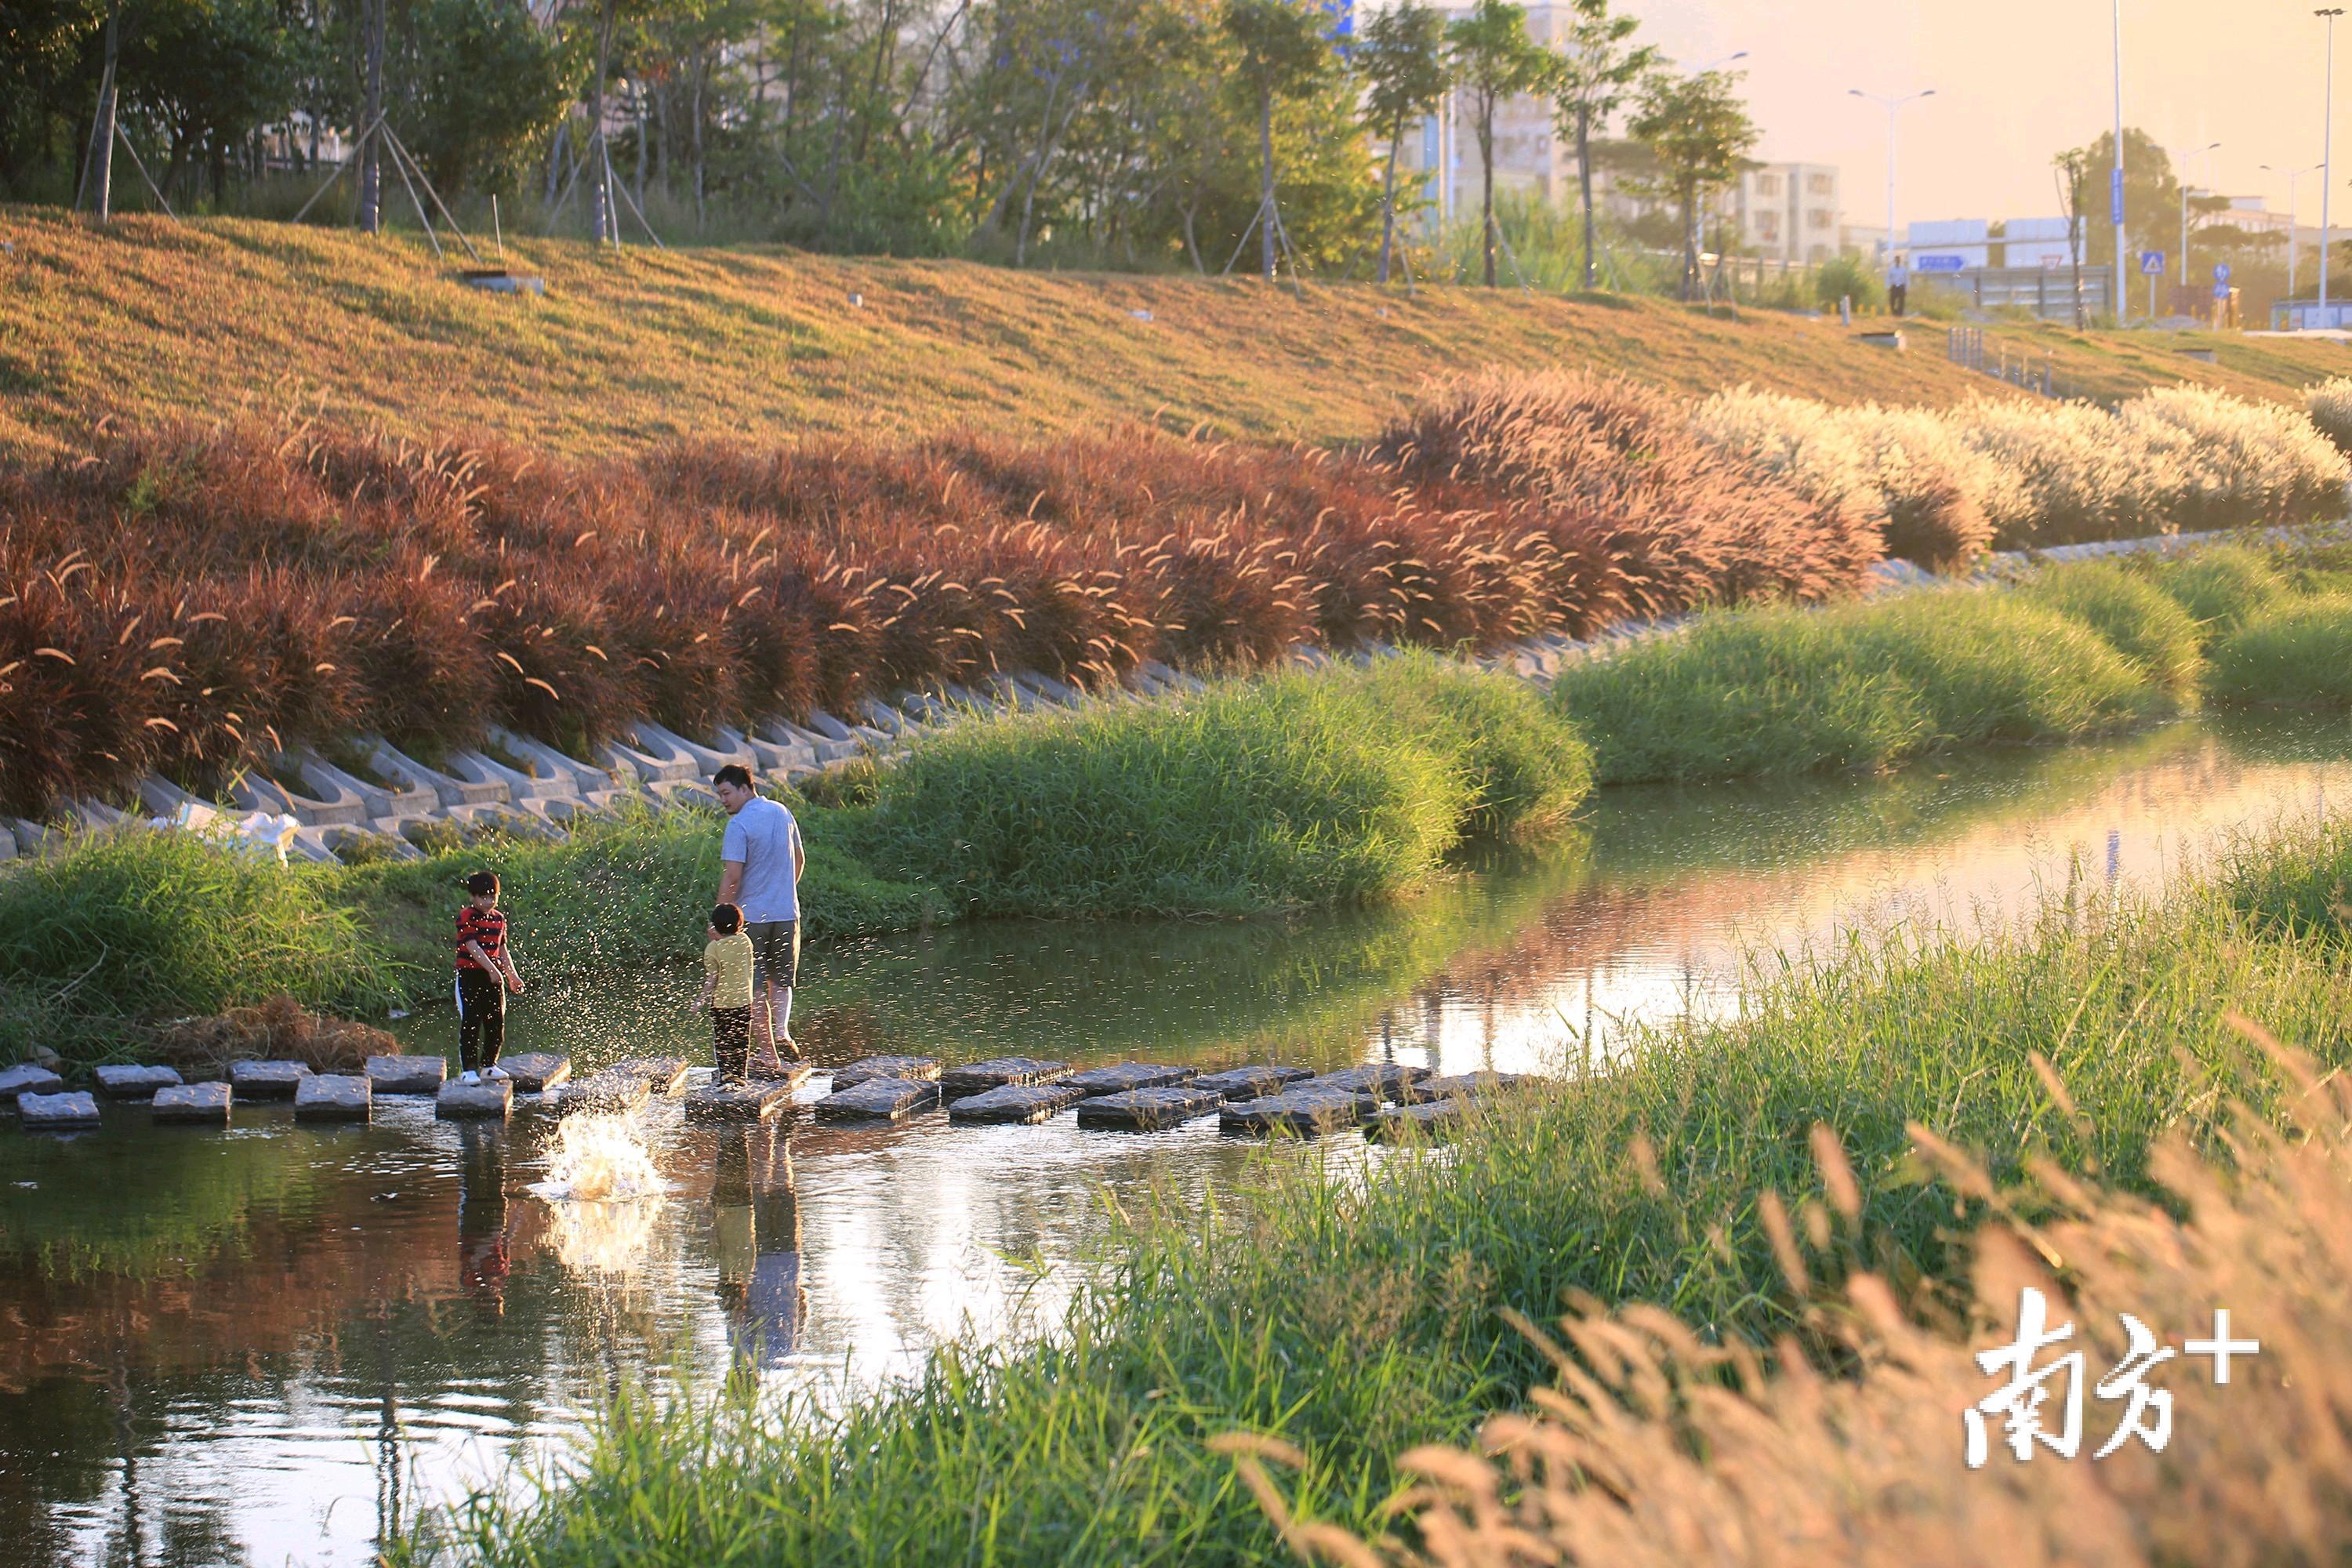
[2,713,2350,1566]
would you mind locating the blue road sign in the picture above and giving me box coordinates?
[2212,262,2232,284]
[2140,250,2167,275]
[1916,254,1967,272]
[2111,168,2125,223]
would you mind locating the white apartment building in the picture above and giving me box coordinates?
[1730,163,1842,263]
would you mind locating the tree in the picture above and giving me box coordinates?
[390,0,579,197]
[1626,66,1756,300]
[1356,0,1443,286]
[1221,0,1334,281]
[2056,126,2179,273]
[2053,144,2089,327]
[1548,0,1652,291]
[1445,0,1553,288]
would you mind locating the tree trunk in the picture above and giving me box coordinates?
[86,2,120,223]
[1576,103,1596,291]
[691,59,706,231]
[1258,86,1276,281]
[1479,113,1497,288]
[1377,120,1401,285]
[589,0,615,244]
[358,0,383,233]
[1680,180,1698,300]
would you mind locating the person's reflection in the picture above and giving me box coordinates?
[458,1122,514,1312]
[712,1120,804,1367]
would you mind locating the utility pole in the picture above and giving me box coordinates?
[1849,87,1934,291]
[2322,9,2343,318]
[2111,0,2126,321]
[2178,141,2218,285]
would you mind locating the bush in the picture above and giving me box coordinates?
[2306,375,2352,456]
[1813,252,1886,313]
[2020,560,2204,699]
[2205,595,2352,707]
[1351,653,1593,838]
[1552,590,2157,784]
[2153,544,2286,643]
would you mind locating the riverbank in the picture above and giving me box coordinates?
[395,804,2352,1566]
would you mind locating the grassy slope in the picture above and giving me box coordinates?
[4,207,2347,459]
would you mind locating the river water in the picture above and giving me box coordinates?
[2,714,2346,1566]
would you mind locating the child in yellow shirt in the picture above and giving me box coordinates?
[698,903,757,1084]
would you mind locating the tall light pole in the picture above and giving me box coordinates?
[1850,88,1936,278]
[2112,0,2126,322]
[1682,51,1748,281]
[2323,9,2343,318]
[2178,140,2219,285]
[2262,160,2323,298]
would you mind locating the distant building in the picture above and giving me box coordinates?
[1999,216,2075,270]
[1907,218,1991,272]
[1731,163,1843,263]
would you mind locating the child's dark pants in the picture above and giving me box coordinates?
[713,1007,753,1083]
[456,967,506,1073]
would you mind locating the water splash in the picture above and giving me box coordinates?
[529,1112,666,1202]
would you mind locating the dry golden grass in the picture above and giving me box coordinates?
[3,206,2343,460]
[1234,1022,2352,1568]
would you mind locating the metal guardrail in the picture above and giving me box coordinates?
[1947,327,2067,399]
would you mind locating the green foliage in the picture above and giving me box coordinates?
[391,0,583,195]
[2020,560,2204,699]
[1813,252,1886,312]
[1626,65,1759,295]
[1446,0,1556,287]
[2154,545,2287,644]
[1352,652,1594,837]
[1552,590,2158,783]
[2205,595,2352,708]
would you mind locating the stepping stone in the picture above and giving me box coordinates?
[684,1080,795,1122]
[745,1062,813,1091]
[293,1074,372,1123]
[365,1054,448,1095]
[1062,1062,1198,1096]
[18,1091,100,1130]
[815,1076,940,1121]
[550,1072,652,1116]
[1077,1085,1224,1131]
[938,1058,1069,1098]
[0,1063,64,1103]
[93,1064,182,1099]
[437,1078,514,1120]
[1405,1071,1532,1103]
[230,1060,313,1100]
[1219,1085,1381,1136]
[611,1056,691,1096]
[1192,1065,1312,1102]
[497,1052,572,1093]
[153,1081,233,1125]
[1301,1064,1432,1103]
[949,1083,1087,1125]
[1365,1100,1467,1142]
[832,1055,941,1089]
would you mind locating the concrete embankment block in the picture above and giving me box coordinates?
[684,1080,796,1122]
[938,1058,1070,1098]
[0,1063,66,1104]
[153,1082,233,1125]
[1191,1065,1311,1102]
[832,1056,940,1088]
[815,1077,940,1121]
[365,1055,448,1095]
[1220,1085,1382,1135]
[230,1060,313,1101]
[437,1079,514,1120]
[949,1083,1086,1125]
[93,1065,182,1099]
[498,1052,572,1093]
[1062,1063,1197,1095]
[294,1074,372,1122]
[1077,1086,1223,1131]
[19,1091,100,1130]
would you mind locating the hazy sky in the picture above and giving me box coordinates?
[1615,0,2337,230]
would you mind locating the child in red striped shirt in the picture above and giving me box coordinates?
[455,870,525,1083]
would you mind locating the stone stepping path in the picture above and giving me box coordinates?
[1220,1084,1382,1135]
[1191,1065,1312,1102]
[1062,1063,1197,1095]
[1077,1086,1223,1131]
[230,1060,312,1100]
[831,1055,940,1089]
[93,1064,181,1098]
[551,1072,652,1116]
[365,1055,448,1095]
[294,1074,371,1123]
[437,1079,514,1120]
[1405,1071,1530,1102]
[20,1091,100,1130]
[949,1083,1086,1125]
[610,1057,692,1096]
[1364,1100,1467,1142]
[746,1062,814,1091]
[0,1064,64,1104]
[815,1077,940,1121]
[1301,1065,1432,1102]
[154,1082,232,1125]
[938,1058,1069,1098]
[498,1052,572,1093]
[684,1080,796,1122]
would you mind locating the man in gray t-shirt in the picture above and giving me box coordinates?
[713,765,805,1069]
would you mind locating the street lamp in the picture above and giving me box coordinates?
[2178,140,2219,286]
[2260,160,2322,298]
[1850,88,1936,278]
[2111,0,2126,321]
[2321,9,2344,318]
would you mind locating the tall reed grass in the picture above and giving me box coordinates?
[401,815,2352,1568]
[2205,595,2352,708]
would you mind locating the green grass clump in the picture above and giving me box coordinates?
[1553,590,2155,784]
[2021,560,2205,699]
[865,662,1589,916]
[2205,595,2352,708]
[2152,545,2286,644]
[411,818,2352,1568]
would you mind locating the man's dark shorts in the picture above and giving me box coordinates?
[746,919,800,993]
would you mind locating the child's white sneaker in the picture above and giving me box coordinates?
[461,1069,481,1085]
[485,1065,511,1082]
